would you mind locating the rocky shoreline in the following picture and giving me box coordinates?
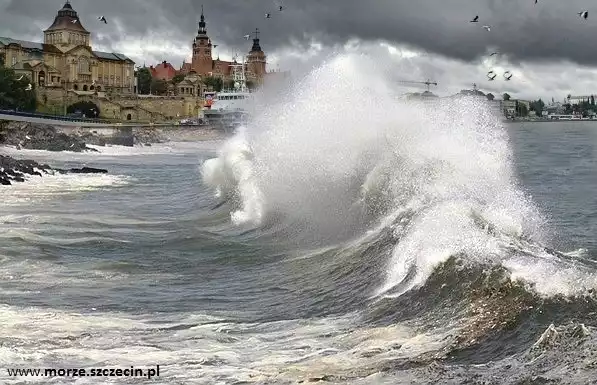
[0,121,98,152]
[0,120,170,151]
[0,154,107,185]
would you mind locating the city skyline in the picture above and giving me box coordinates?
[2,0,597,100]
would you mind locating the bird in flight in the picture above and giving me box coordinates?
[578,11,588,19]
[98,16,107,24]
[489,52,499,56]
[243,34,250,40]
[213,44,218,48]
[265,13,271,18]
[25,84,32,90]
[487,71,497,80]
[16,75,23,81]
[470,16,479,22]
[504,71,513,80]
[483,25,491,31]
[279,5,283,11]
[71,19,77,23]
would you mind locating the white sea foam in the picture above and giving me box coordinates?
[0,172,132,206]
[201,53,596,299]
[0,305,451,384]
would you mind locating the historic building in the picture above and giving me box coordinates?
[149,61,177,82]
[0,1,135,94]
[179,8,267,84]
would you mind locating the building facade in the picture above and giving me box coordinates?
[149,61,177,82]
[0,1,135,94]
[180,8,267,84]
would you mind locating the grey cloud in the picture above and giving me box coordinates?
[3,0,597,101]
[2,0,597,66]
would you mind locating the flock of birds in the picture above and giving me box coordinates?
[242,3,285,41]
[471,8,589,83]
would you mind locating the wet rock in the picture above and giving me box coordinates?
[0,121,97,152]
[68,167,107,174]
[133,127,167,146]
[0,154,108,184]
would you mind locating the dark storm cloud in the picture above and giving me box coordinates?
[1,0,597,66]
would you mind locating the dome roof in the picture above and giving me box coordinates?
[45,1,89,33]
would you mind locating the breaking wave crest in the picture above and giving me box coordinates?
[201,53,596,313]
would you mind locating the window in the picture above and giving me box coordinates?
[78,57,89,73]
[11,56,16,66]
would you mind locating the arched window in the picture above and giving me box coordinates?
[83,85,88,91]
[78,57,89,73]
[38,70,45,86]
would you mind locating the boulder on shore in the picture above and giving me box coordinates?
[0,121,97,152]
[0,154,107,185]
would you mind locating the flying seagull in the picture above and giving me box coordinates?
[25,84,32,90]
[213,44,218,48]
[25,135,31,140]
[243,34,251,40]
[487,71,497,80]
[489,52,499,56]
[16,75,23,81]
[483,25,491,31]
[265,13,271,18]
[279,5,283,11]
[71,19,77,23]
[504,71,513,80]
[578,11,588,19]
[98,16,107,24]
[470,16,479,22]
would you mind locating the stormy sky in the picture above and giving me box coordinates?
[2,0,597,100]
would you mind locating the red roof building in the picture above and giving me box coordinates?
[149,61,177,81]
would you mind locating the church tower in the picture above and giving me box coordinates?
[43,0,90,52]
[191,6,213,76]
[246,29,266,81]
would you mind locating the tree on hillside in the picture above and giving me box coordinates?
[171,74,185,85]
[0,68,36,111]
[135,67,152,94]
[591,95,595,106]
[150,79,168,95]
[486,93,494,101]
[502,93,511,101]
[529,99,545,115]
[0,53,5,67]
[203,76,223,92]
[67,101,100,117]
[516,102,528,117]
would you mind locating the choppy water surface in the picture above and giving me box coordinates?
[2,56,597,384]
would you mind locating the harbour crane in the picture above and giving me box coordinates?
[397,79,438,92]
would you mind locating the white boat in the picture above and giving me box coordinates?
[202,59,253,132]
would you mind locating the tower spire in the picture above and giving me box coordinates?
[198,5,206,32]
[251,28,262,52]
